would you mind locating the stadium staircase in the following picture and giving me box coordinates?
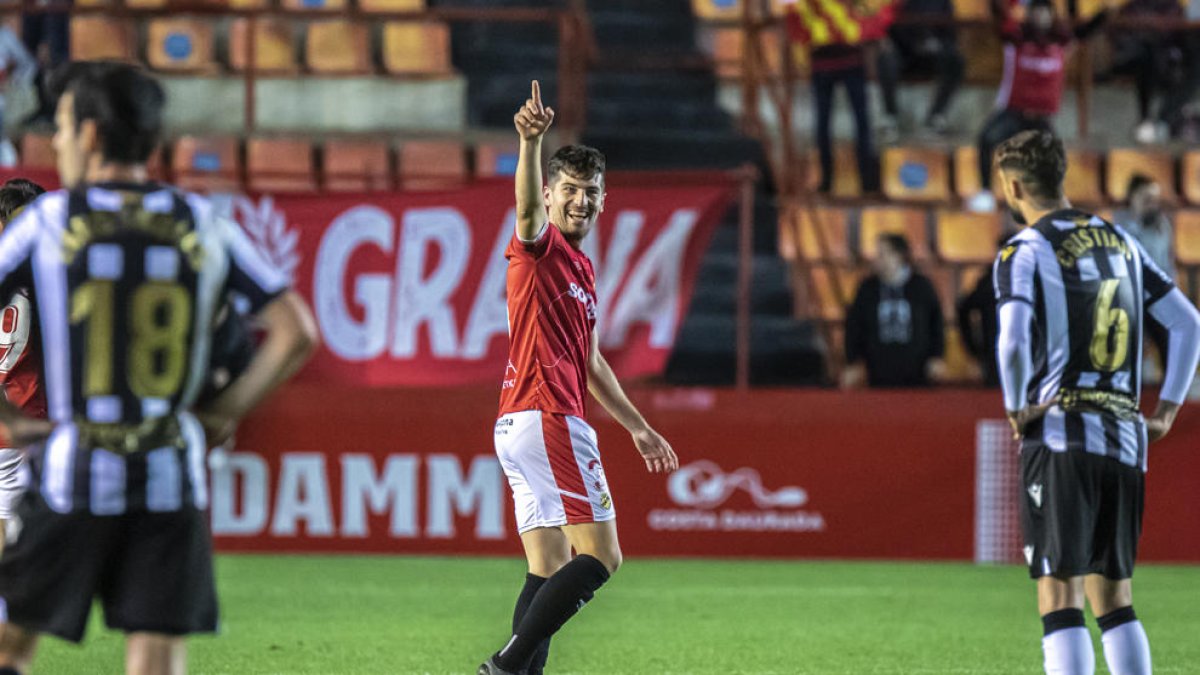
[435,0,827,385]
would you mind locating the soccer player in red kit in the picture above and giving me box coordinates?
[477,82,679,675]
[0,178,46,552]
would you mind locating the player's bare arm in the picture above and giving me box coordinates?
[586,332,678,474]
[195,291,319,445]
[0,396,49,448]
[514,80,555,242]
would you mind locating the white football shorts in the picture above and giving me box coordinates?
[494,411,615,534]
[0,448,25,519]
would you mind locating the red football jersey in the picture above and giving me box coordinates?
[0,291,46,420]
[498,223,597,420]
[996,25,1072,116]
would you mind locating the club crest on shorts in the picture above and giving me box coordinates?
[598,492,612,511]
[1027,483,1043,508]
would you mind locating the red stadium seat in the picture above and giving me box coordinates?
[306,21,372,75]
[1063,148,1103,206]
[147,19,217,73]
[1106,149,1176,203]
[936,210,1002,264]
[1181,151,1200,205]
[361,0,425,12]
[323,140,393,192]
[382,22,453,76]
[475,141,520,178]
[398,140,468,190]
[859,207,930,261]
[1175,211,1200,266]
[808,265,860,321]
[229,18,298,74]
[247,138,316,193]
[19,134,55,170]
[172,136,241,193]
[71,17,135,62]
[882,147,951,202]
[791,206,851,263]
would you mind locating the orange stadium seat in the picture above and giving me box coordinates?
[805,145,862,198]
[282,0,348,10]
[958,264,989,297]
[1106,149,1176,203]
[147,19,217,73]
[306,21,372,75]
[953,145,1001,200]
[859,207,930,261]
[882,147,951,202]
[172,136,241,193]
[808,265,860,321]
[361,0,425,11]
[383,22,453,76]
[1181,151,1200,205]
[475,141,520,178]
[936,211,1002,264]
[19,134,55,170]
[323,140,393,192]
[1175,211,1200,266]
[792,206,851,263]
[398,140,468,190]
[1063,148,1103,205]
[247,138,316,193]
[126,0,167,7]
[691,0,742,20]
[710,26,783,80]
[952,0,990,19]
[229,19,298,74]
[70,17,135,62]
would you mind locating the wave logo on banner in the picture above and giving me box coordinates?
[650,460,825,533]
[235,196,302,283]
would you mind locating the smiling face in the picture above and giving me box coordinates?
[544,170,605,246]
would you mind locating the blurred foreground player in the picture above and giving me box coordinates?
[0,178,45,553]
[478,82,679,675]
[993,130,1200,675]
[0,62,318,675]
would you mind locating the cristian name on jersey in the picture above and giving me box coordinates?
[499,222,597,420]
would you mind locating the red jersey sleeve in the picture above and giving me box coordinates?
[507,222,557,261]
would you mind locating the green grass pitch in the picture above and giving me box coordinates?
[35,555,1200,674]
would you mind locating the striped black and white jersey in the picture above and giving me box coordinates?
[0,182,287,514]
[994,209,1177,471]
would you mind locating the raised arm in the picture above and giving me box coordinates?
[587,332,678,474]
[513,81,555,243]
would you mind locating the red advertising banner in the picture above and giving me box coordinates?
[215,386,1200,562]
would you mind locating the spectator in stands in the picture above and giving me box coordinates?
[966,0,1109,213]
[783,0,892,195]
[842,233,947,388]
[876,0,964,141]
[21,1,71,127]
[955,235,1009,387]
[1102,0,1187,143]
[0,26,34,167]
[1113,173,1174,365]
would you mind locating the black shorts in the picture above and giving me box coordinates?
[1019,446,1144,580]
[0,491,218,643]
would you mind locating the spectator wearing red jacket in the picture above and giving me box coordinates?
[967,0,1108,213]
[784,0,894,194]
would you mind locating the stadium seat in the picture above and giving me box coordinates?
[936,211,1002,264]
[126,0,167,7]
[475,141,520,178]
[382,22,453,76]
[1182,151,1200,205]
[805,145,861,198]
[953,145,1001,200]
[1175,211,1200,266]
[323,139,393,192]
[952,0,990,19]
[19,134,55,170]
[858,207,930,261]
[70,17,135,62]
[942,326,975,382]
[282,0,348,10]
[147,19,217,73]
[306,21,372,75]
[792,206,851,263]
[957,264,989,298]
[361,0,425,11]
[172,136,241,193]
[709,26,782,80]
[882,147,951,202]
[691,0,743,20]
[398,140,468,190]
[246,138,316,193]
[229,19,298,74]
[924,264,956,320]
[1106,149,1176,203]
[808,265,859,322]
[1062,148,1103,205]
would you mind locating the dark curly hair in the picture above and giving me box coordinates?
[547,144,606,185]
[994,130,1066,201]
[0,178,46,226]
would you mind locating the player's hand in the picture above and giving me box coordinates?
[839,363,866,390]
[514,81,555,141]
[632,427,678,475]
[1007,400,1056,441]
[1145,400,1181,443]
[5,416,51,447]
[926,358,950,384]
[196,412,238,448]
